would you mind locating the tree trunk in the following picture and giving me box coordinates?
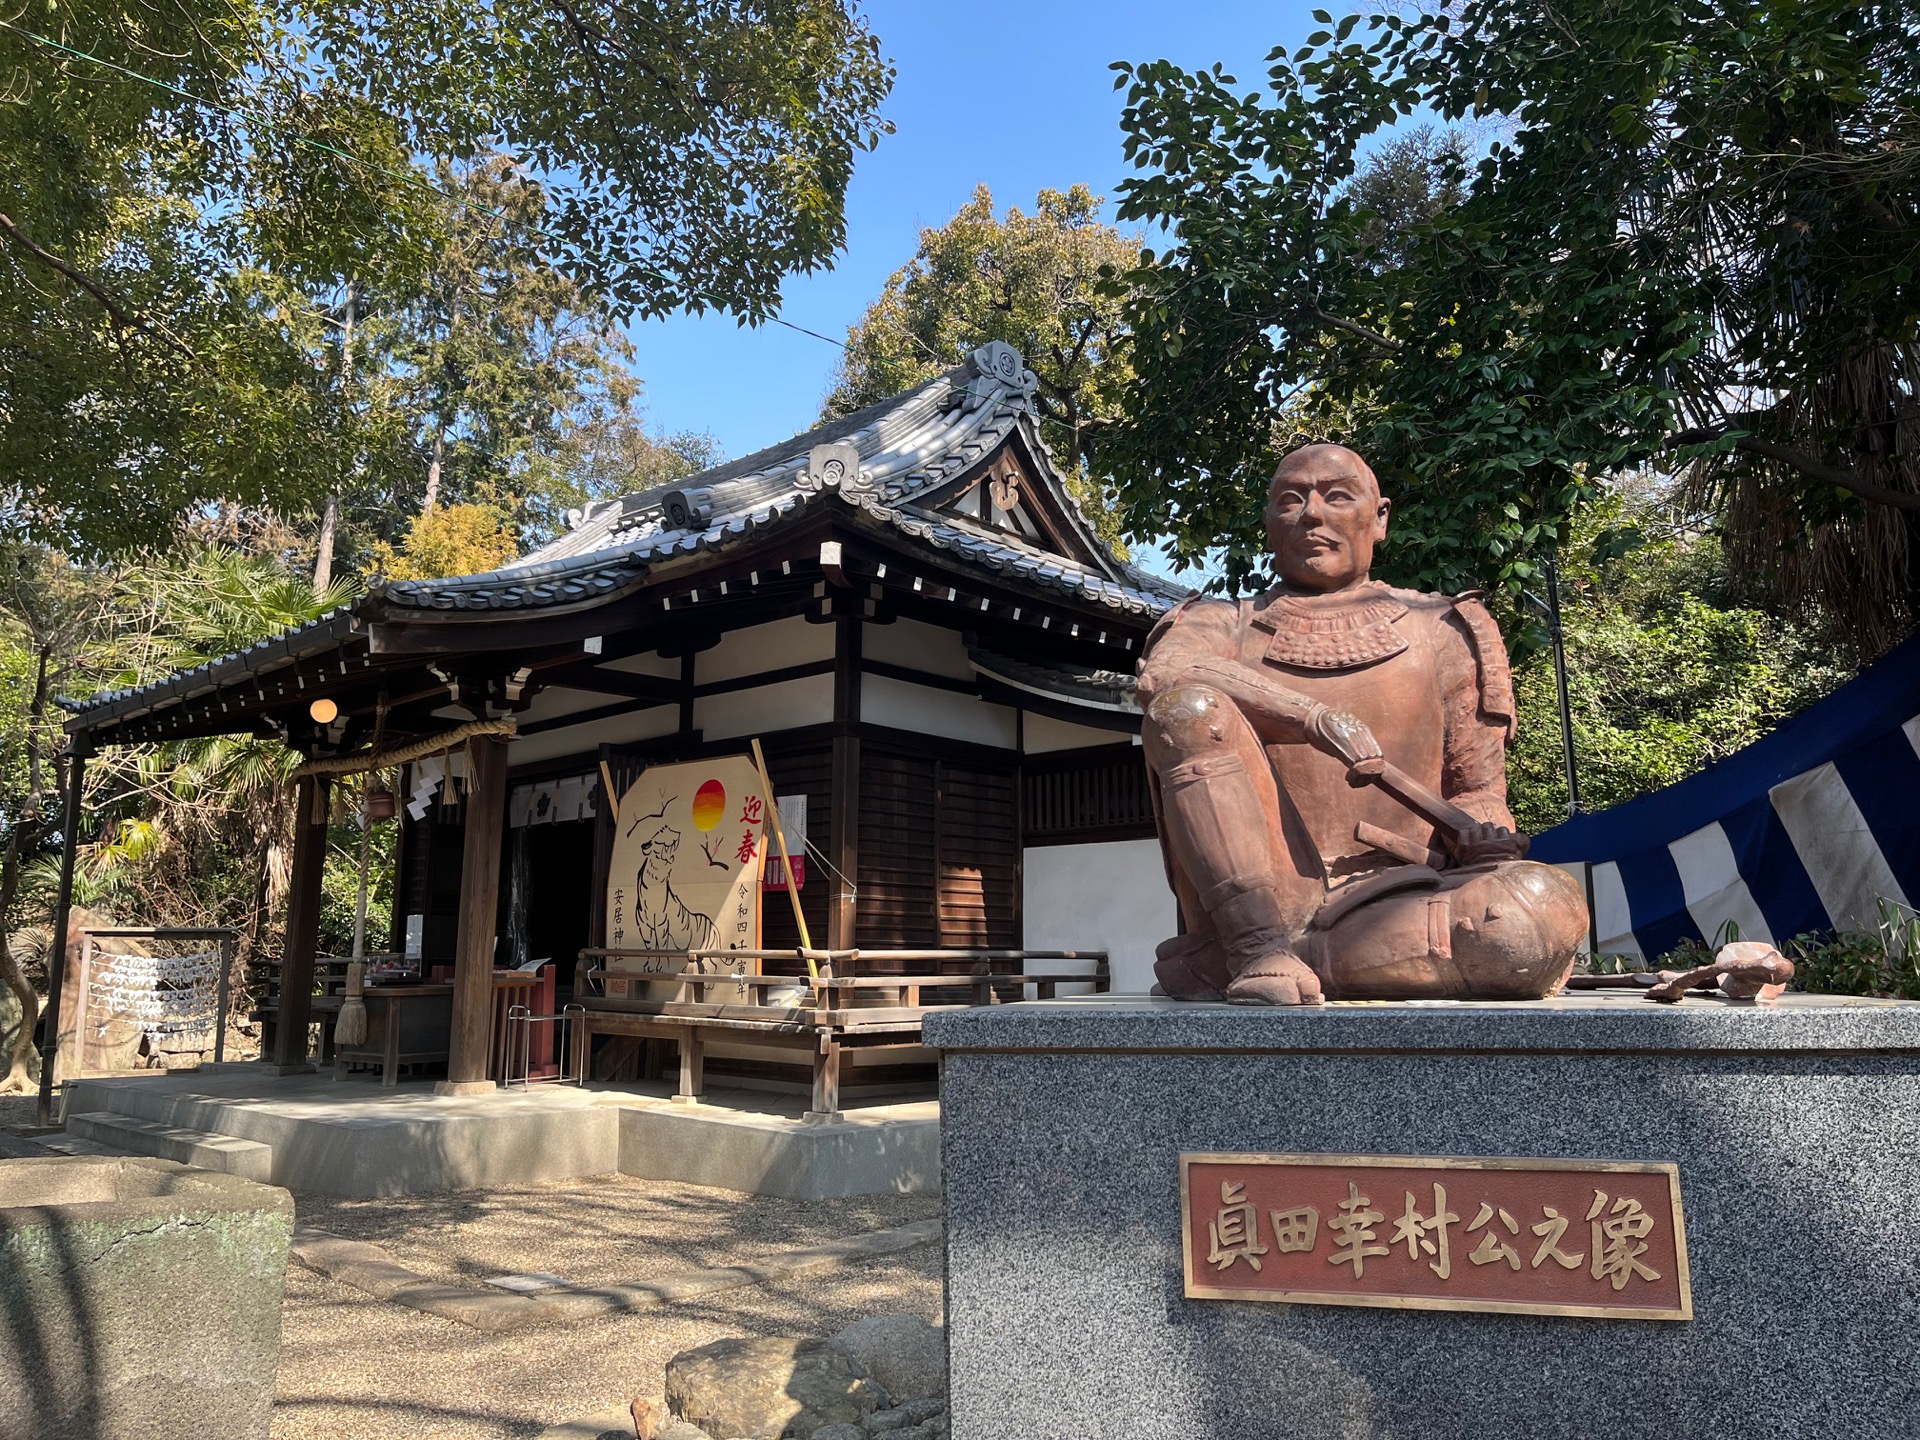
[313,494,340,591]
[0,824,42,1095]
[423,417,446,515]
[314,281,361,591]
[0,643,51,1093]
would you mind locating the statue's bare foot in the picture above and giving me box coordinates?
[1225,950,1325,1007]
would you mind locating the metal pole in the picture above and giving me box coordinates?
[37,741,89,1127]
[1545,552,1582,817]
[214,931,232,1065]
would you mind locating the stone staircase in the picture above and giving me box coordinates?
[63,1112,273,1180]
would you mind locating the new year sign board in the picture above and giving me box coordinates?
[605,757,768,986]
[1181,1153,1691,1321]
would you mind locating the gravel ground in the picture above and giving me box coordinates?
[296,1176,944,1289]
[0,1094,42,1130]
[272,1213,944,1440]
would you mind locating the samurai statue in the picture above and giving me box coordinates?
[1138,444,1590,1006]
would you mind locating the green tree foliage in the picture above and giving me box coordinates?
[0,0,891,555]
[1103,0,1920,641]
[323,154,719,573]
[1505,483,1855,835]
[0,547,359,1008]
[825,185,1142,552]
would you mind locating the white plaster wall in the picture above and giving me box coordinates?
[1022,838,1175,995]
[507,704,678,766]
[695,673,835,741]
[698,615,834,683]
[860,673,1017,749]
[862,616,974,680]
[1022,712,1137,754]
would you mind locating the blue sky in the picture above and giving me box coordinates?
[625,1,1317,471]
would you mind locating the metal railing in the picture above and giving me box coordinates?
[499,1002,587,1087]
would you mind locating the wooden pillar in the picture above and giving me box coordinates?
[828,613,862,949]
[674,1029,704,1103]
[438,734,508,1094]
[809,1034,842,1120]
[35,741,89,1126]
[271,773,330,1072]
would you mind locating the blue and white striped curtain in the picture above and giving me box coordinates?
[1530,633,1920,961]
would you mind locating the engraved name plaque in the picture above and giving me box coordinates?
[1181,1153,1691,1321]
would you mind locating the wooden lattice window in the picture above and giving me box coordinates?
[1022,745,1156,846]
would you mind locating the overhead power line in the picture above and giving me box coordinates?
[0,16,860,356]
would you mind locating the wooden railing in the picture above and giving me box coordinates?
[575,947,1110,1028]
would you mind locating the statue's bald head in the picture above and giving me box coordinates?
[1265,444,1390,593]
[1272,444,1381,501]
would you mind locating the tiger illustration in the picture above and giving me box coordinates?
[630,817,720,952]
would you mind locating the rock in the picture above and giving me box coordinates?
[828,1315,948,1403]
[665,1336,887,1440]
[0,981,38,1086]
[900,1399,945,1424]
[811,1428,867,1440]
[864,1409,914,1432]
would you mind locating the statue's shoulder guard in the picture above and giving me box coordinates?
[1142,592,1234,658]
[1446,590,1517,742]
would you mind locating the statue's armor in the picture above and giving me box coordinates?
[1239,584,1511,879]
[1138,580,1583,1002]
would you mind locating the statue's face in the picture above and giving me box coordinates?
[1265,447,1390,593]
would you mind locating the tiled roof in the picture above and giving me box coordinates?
[63,343,1189,726]
[60,608,361,720]
[367,342,1189,620]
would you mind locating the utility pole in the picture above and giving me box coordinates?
[1544,551,1582,817]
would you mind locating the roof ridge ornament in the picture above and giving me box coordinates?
[564,497,624,532]
[796,440,875,498]
[946,340,1038,416]
[662,486,714,530]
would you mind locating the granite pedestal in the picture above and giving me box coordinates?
[924,993,1920,1440]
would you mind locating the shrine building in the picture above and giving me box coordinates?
[52,342,1187,1115]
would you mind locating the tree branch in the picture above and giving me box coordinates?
[0,212,139,334]
[0,212,195,358]
[1668,426,1920,512]
[1294,301,1404,354]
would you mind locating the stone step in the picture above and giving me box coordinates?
[35,1134,136,1158]
[65,1112,273,1180]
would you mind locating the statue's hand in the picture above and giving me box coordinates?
[1310,706,1382,766]
[1447,821,1529,866]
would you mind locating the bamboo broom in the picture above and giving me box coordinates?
[333,785,372,1048]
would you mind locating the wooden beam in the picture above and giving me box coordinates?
[533,664,682,704]
[438,734,508,1094]
[272,774,330,1071]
